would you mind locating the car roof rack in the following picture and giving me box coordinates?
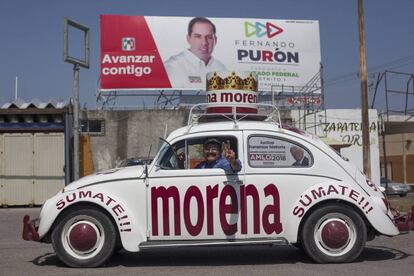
[187,103,282,128]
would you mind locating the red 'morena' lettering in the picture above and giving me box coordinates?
[240,184,260,234]
[184,186,204,236]
[151,186,181,236]
[206,184,219,235]
[219,186,238,235]
[151,183,283,237]
[262,184,283,234]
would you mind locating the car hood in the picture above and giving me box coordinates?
[64,165,146,192]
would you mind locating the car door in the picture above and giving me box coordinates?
[242,130,325,239]
[147,131,245,241]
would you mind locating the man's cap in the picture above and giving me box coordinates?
[204,138,222,148]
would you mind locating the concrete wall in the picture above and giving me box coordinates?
[81,109,188,171]
[379,133,414,156]
[379,133,414,184]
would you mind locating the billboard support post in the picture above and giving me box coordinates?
[64,18,90,181]
[72,64,80,181]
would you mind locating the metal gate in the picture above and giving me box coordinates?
[0,132,65,206]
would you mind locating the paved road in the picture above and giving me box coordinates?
[1,208,413,276]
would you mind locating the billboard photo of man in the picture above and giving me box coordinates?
[164,17,226,89]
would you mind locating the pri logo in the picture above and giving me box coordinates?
[244,22,283,38]
[122,37,135,51]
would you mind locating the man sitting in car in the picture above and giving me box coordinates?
[196,138,242,173]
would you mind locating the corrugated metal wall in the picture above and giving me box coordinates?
[2,134,33,205]
[33,133,65,204]
[0,133,64,206]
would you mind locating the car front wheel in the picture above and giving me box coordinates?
[51,208,117,267]
[301,204,366,263]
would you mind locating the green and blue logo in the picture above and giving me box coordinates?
[244,21,283,38]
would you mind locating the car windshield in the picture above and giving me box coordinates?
[155,138,170,166]
[154,138,179,169]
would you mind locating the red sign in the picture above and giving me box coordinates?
[100,15,171,90]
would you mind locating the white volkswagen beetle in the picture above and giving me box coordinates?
[23,104,413,267]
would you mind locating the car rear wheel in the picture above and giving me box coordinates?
[52,208,117,267]
[301,204,366,263]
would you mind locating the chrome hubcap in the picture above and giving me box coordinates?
[61,215,105,259]
[314,213,356,256]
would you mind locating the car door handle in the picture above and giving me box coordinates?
[223,180,243,185]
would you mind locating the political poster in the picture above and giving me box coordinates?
[100,15,321,92]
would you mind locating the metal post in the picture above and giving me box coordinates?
[73,64,80,180]
[381,117,389,194]
[384,72,389,121]
[64,18,89,181]
[15,77,18,100]
[358,0,371,178]
[64,109,71,185]
[406,74,414,115]
[403,133,407,184]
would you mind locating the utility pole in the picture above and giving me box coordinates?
[15,77,18,100]
[358,0,371,178]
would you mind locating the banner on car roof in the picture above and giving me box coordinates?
[100,15,321,92]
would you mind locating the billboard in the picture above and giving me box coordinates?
[100,15,321,92]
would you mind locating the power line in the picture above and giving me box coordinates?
[325,53,414,87]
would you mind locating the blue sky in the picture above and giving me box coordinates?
[1,0,413,110]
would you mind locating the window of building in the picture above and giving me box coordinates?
[81,119,105,135]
